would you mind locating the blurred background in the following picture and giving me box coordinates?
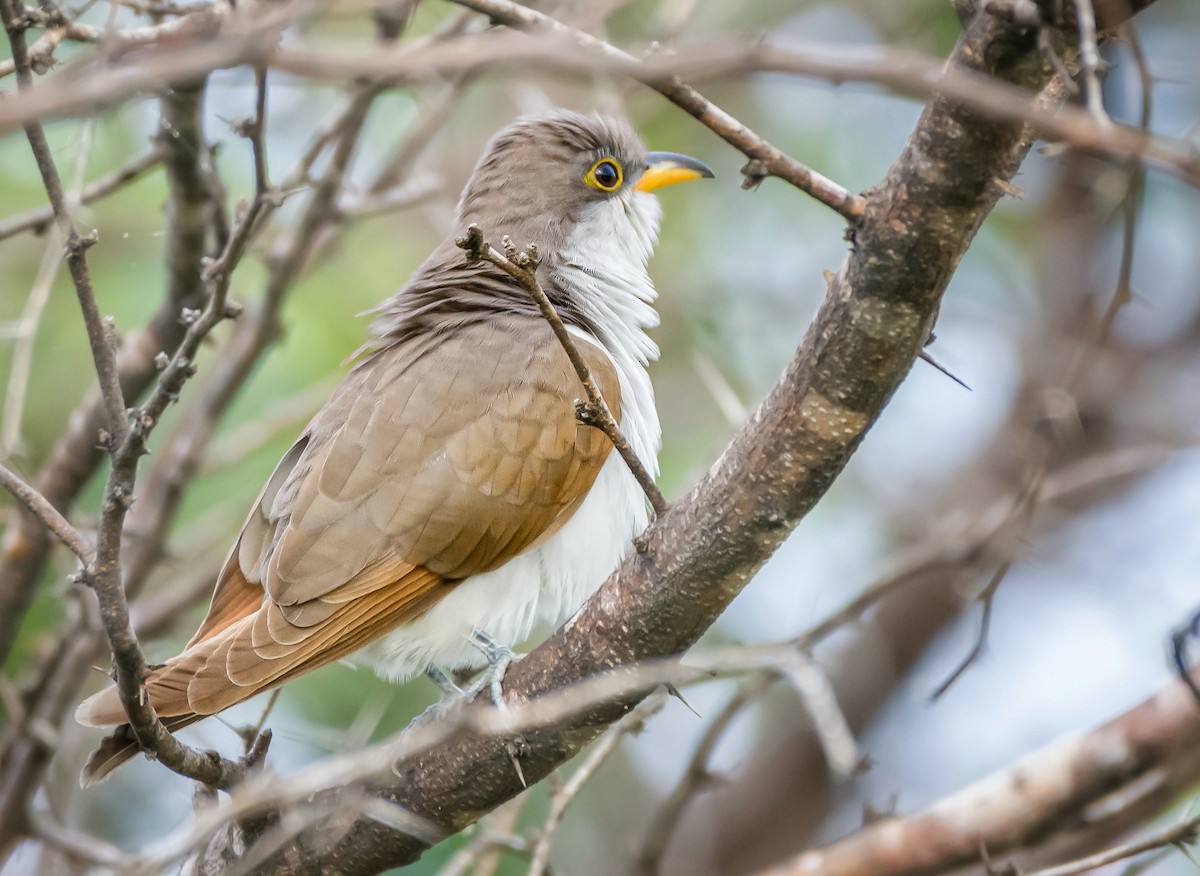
[2,0,1199,873]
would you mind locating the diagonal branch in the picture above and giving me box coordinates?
[1022,811,1200,876]
[0,147,163,241]
[1,0,129,449]
[447,0,865,220]
[752,670,1200,876]
[456,225,668,517]
[0,80,214,667]
[0,462,93,566]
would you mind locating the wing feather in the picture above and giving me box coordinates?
[77,315,623,752]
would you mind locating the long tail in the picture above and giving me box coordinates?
[80,713,203,788]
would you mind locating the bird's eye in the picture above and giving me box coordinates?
[585,158,623,192]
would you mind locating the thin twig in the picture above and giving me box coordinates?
[0,147,162,241]
[29,808,130,868]
[455,225,668,517]
[2,116,98,455]
[777,652,862,778]
[1,0,130,449]
[68,62,283,792]
[248,64,271,196]
[1021,811,1200,876]
[636,677,769,874]
[447,0,865,220]
[255,35,1200,187]
[2,228,64,453]
[0,462,94,565]
[528,693,666,876]
[1073,0,1111,126]
[930,556,1015,700]
[435,806,527,876]
[123,82,379,601]
[931,3,1155,698]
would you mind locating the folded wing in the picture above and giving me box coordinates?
[78,314,621,782]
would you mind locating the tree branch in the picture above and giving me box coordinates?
[0,461,93,566]
[0,79,215,666]
[455,226,668,517]
[0,147,163,241]
[1022,811,1200,876]
[753,670,1200,876]
[448,0,865,218]
[0,0,129,449]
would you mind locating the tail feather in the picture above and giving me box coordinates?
[80,713,202,788]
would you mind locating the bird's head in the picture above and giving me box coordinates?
[455,110,713,268]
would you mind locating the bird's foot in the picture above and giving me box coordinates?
[465,628,517,710]
[413,667,468,725]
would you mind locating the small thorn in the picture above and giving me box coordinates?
[506,742,527,788]
[739,158,768,190]
[918,351,971,391]
[992,177,1025,199]
[666,683,701,718]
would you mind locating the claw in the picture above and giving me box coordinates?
[412,667,467,725]
[465,629,518,710]
[426,666,464,698]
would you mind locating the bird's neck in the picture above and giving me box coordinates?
[549,195,663,471]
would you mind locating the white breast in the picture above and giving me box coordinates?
[362,191,664,682]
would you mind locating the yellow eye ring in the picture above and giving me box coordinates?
[585,157,623,192]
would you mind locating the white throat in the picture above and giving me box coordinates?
[553,189,663,470]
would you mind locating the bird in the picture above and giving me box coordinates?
[75,110,714,785]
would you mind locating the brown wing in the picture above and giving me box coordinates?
[76,315,620,740]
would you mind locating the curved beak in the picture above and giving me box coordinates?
[634,151,715,193]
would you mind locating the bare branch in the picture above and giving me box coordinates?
[0,462,94,566]
[456,225,668,517]
[0,147,163,241]
[776,653,861,779]
[78,66,285,789]
[1,0,129,448]
[635,673,771,874]
[0,81,221,664]
[752,672,1200,876]
[528,693,666,876]
[435,798,528,876]
[1021,811,1200,876]
[261,37,1200,191]
[1072,0,1111,126]
[448,0,865,219]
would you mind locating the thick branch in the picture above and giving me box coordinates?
[753,671,1200,876]
[194,4,1099,874]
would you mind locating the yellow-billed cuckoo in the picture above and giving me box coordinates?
[76,110,713,784]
